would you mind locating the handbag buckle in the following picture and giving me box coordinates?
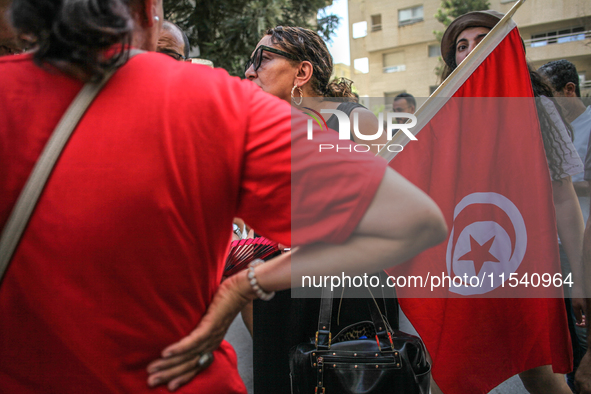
[315,331,332,349]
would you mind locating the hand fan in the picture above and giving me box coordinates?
[224,237,279,276]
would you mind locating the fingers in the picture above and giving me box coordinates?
[576,314,587,328]
[148,349,199,375]
[575,306,584,325]
[162,328,224,359]
[147,352,214,390]
[160,310,229,357]
[162,332,206,358]
[572,298,587,326]
[167,370,198,392]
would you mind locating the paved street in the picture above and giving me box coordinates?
[491,377,528,393]
[225,314,254,394]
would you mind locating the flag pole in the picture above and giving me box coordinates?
[377,0,527,162]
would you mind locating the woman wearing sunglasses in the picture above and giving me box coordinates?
[244,26,387,154]
[242,26,399,392]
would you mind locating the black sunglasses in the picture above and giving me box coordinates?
[157,48,186,61]
[244,45,298,74]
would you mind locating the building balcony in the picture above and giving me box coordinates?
[523,30,591,63]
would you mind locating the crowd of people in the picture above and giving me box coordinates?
[1,0,590,393]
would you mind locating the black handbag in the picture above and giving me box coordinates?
[289,286,431,394]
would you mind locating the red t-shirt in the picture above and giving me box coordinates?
[0,52,386,393]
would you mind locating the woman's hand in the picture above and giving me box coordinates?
[572,281,587,327]
[146,271,256,391]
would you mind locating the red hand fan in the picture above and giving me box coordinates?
[224,237,279,277]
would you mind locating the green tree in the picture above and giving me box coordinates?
[433,0,490,77]
[163,0,339,76]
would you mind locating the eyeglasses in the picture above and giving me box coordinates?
[244,45,298,74]
[157,48,186,61]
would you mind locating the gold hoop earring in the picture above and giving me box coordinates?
[291,84,304,105]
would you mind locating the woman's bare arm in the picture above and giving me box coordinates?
[146,167,447,390]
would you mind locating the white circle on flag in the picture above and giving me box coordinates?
[446,192,527,295]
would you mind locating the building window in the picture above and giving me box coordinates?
[371,14,382,32]
[428,44,441,58]
[383,51,406,73]
[581,73,590,90]
[398,5,423,26]
[352,21,367,39]
[530,27,586,47]
[353,57,369,74]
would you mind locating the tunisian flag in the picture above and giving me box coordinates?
[384,7,572,394]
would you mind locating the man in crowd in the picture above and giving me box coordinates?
[157,20,190,61]
[539,60,591,199]
[539,59,591,393]
[392,92,416,124]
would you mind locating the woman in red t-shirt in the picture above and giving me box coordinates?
[242,26,401,393]
[2,1,447,393]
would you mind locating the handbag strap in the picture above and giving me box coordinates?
[0,49,143,284]
[316,285,393,351]
[316,286,334,348]
[366,289,395,351]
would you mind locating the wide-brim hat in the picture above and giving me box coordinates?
[441,10,504,67]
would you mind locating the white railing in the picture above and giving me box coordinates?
[383,65,406,73]
[524,30,591,48]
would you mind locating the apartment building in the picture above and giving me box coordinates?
[348,0,591,100]
[332,62,352,80]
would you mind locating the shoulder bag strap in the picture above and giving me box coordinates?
[316,285,334,349]
[316,282,393,350]
[0,49,143,284]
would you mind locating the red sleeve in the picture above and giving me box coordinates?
[237,84,387,246]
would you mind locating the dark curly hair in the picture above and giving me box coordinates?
[538,59,581,98]
[439,47,457,83]
[265,26,355,100]
[9,0,135,80]
[530,65,574,181]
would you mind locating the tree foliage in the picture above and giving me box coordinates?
[163,0,339,76]
[433,0,490,41]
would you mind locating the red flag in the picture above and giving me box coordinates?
[387,26,572,394]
